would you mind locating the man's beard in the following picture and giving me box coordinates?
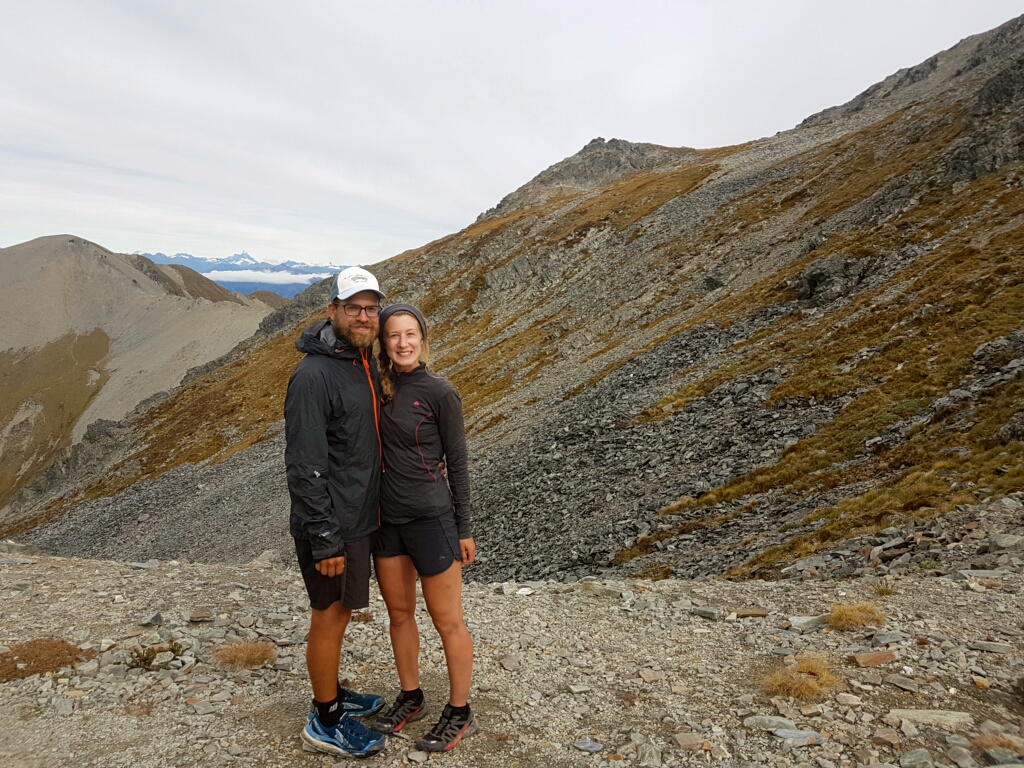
[333,318,376,350]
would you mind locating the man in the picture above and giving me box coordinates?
[284,266,388,759]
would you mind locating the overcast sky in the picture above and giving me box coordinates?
[2,2,1021,266]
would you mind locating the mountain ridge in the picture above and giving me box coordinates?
[7,14,1024,588]
[0,235,272,516]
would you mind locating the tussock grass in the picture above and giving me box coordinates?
[212,641,276,670]
[973,735,1024,756]
[0,638,96,683]
[760,657,840,700]
[827,602,885,631]
[873,583,897,596]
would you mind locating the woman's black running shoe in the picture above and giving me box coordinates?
[372,693,427,735]
[415,704,477,752]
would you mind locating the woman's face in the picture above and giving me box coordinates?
[384,313,423,372]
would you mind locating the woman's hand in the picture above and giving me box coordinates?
[459,538,476,565]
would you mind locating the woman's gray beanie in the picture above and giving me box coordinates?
[378,303,427,344]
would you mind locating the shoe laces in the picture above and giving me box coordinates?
[382,692,419,719]
[339,714,373,741]
[423,707,460,742]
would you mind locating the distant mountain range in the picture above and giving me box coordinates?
[139,251,344,298]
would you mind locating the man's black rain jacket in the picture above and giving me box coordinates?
[285,320,381,561]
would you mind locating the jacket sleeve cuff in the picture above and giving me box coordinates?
[310,533,345,562]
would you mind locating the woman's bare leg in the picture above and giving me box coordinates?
[374,554,421,691]
[420,560,473,706]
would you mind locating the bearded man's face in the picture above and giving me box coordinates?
[327,290,380,349]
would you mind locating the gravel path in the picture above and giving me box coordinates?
[1,548,1021,768]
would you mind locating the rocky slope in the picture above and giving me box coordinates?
[0,236,272,517]
[1,497,1022,768]
[8,16,1024,590]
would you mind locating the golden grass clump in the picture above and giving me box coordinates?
[827,602,886,631]
[761,657,841,701]
[212,641,276,670]
[0,638,96,683]
[973,735,1024,756]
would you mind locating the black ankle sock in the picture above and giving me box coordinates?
[447,702,470,717]
[315,694,343,728]
[397,687,423,704]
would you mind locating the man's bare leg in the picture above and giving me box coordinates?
[307,601,352,703]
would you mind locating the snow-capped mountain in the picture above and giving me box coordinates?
[139,252,346,298]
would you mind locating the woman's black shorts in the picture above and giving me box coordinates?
[373,510,462,577]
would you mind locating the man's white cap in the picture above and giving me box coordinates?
[329,266,385,302]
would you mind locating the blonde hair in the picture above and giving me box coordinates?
[378,310,429,401]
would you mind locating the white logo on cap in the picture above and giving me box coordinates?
[350,274,368,283]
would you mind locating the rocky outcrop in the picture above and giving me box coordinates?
[479,137,697,219]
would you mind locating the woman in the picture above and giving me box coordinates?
[370,303,477,753]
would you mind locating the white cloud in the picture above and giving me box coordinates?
[1,1,1021,264]
[201,270,334,285]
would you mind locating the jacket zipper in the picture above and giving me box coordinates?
[360,349,384,525]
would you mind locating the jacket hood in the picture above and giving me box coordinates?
[295,320,363,360]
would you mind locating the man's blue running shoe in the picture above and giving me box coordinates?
[301,712,386,758]
[341,688,385,716]
[308,687,385,718]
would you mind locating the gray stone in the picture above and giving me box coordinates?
[407,750,429,764]
[982,747,1019,765]
[54,699,74,716]
[0,541,40,555]
[792,256,872,306]
[190,700,216,715]
[573,740,603,753]
[499,654,520,671]
[636,736,662,767]
[947,746,976,768]
[900,720,920,738]
[76,660,99,677]
[953,570,1011,580]
[978,721,1005,735]
[151,651,175,668]
[744,716,796,730]
[671,732,705,751]
[969,641,1012,654]
[691,606,723,621]
[789,615,829,633]
[873,633,904,646]
[139,612,163,627]
[900,749,935,768]
[774,729,826,745]
[885,674,920,692]
[890,709,973,730]
[989,534,1024,553]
